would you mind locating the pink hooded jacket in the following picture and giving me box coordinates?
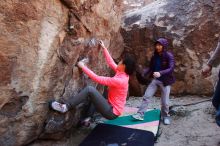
[82,47,129,116]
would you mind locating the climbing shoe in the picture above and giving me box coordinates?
[50,101,68,113]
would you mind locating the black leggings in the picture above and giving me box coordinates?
[66,86,118,120]
[212,79,220,110]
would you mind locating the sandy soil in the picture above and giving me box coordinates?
[69,96,220,146]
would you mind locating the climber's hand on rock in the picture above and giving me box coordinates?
[77,58,89,68]
[77,61,85,68]
[153,72,161,78]
[98,40,105,49]
[201,64,212,78]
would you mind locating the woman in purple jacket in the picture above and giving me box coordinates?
[132,38,175,125]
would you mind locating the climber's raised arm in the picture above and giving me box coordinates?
[99,40,117,72]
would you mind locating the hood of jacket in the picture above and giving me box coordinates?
[155,38,168,49]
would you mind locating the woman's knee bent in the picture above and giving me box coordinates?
[85,86,96,93]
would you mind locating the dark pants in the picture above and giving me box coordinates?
[212,79,220,126]
[212,79,220,109]
[66,86,118,120]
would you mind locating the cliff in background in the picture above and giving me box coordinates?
[122,0,220,96]
[0,0,123,145]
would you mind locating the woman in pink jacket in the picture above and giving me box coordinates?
[50,41,135,120]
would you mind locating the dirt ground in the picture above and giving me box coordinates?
[69,96,220,146]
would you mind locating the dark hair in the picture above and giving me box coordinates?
[122,55,136,75]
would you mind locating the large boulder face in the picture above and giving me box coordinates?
[0,0,122,145]
[122,0,220,96]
